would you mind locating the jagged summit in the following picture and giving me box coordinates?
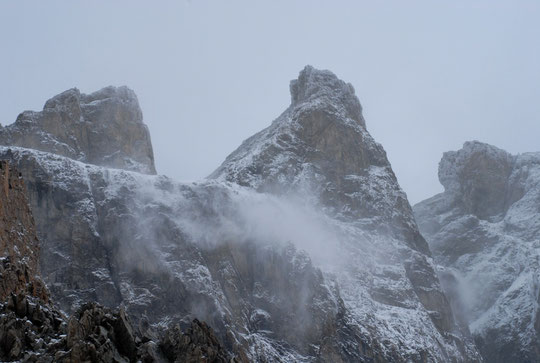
[211,66,417,245]
[211,66,386,187]
[43,86,140,112]
[290,65,365,127]
[210,66,480,361]
[0,86,156,174]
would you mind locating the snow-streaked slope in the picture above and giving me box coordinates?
[3,142,480,362]
[1,145,357,361]
[414,141,540,363]
[211,66,480,362]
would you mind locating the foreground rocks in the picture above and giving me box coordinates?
[0,294,66,361]
[0,296,235,362]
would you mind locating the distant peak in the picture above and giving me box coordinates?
[2,86,155,174]
[81,85,139,104]
[290,65,355,104]
[43,86,138,110]
[438,140,514,218]
[439,140,514,190]
[43,88,81,110]
[461,140,509,156]
[289,65,364,126]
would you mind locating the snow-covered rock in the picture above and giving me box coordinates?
[0,67,482,361]
[414,141,540,362]
[211,65,480,361]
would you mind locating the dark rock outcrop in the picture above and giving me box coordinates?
[160,319,233,363]
[0,86,156,174]
[414,141,540,363]
[0,294,234,362]
[0,160,47,301]
[0,294,66,361]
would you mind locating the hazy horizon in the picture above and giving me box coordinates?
[1,1,539,204]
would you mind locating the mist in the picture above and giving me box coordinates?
[101,168,446,350]
[128,176,352,274]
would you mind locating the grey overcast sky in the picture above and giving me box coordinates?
[1,1,539,204]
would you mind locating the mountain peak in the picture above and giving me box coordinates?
[415,142,540,362]
[438,140,514,218]
[0,86,155,174]
[289,65,365,127]
[212,65,428,252]
[43,87,81,110]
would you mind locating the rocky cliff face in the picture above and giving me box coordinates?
[414,141,540,362]
[211,66,480,361]
[0,86,156,174]
[0,160,48,303]
[0,161,234,362]
[211,66,427,252]
[0,68,482,361]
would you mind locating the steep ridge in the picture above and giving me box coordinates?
[0,68,481,361]
[210,65,480,361]
[0,86,156,174]
[211,65,427,251]
[414,141,540,362]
